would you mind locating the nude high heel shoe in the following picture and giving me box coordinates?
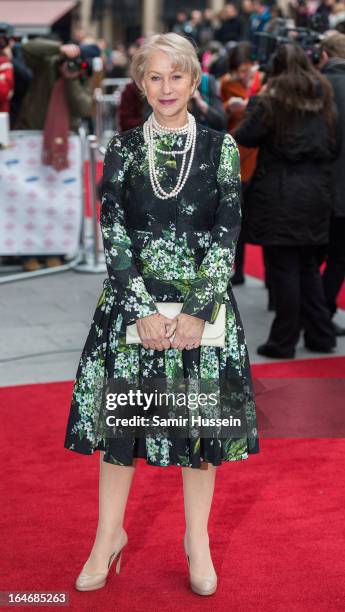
[183,535,217,596]
[75,533,127,592]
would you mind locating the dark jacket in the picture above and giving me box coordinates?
[322,58,345,217]
[215,17,243,43]
[10,51,32,128]
[234,95,340,246]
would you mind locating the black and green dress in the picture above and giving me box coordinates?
[63,122,260,468]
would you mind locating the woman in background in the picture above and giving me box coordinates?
[235,43,339,358]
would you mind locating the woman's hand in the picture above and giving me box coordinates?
[136,313,175,350]
[167,313,205,350]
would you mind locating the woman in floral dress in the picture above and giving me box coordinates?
[64,33,259,596]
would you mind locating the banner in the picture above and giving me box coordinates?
[0,131,83,256]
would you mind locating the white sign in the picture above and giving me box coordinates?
[0,131,83,256]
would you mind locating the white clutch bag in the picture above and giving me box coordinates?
[126,303,226,347]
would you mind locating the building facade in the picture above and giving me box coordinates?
[78,0,226,44]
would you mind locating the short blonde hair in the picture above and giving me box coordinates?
[130,33,202,96]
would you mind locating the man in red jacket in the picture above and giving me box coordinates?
[0,23,14,112]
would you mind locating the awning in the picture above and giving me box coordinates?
[0,1,78,36]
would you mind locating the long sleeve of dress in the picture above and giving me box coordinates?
[100,134,159,325]
[180,133,242,324]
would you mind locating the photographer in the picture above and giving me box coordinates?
[235,43,340,359]
[15,37,96,131]
[319,33,345,335]
[14,37,98,272]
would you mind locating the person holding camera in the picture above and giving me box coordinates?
[15,37,98,271]
[15,38,95,132]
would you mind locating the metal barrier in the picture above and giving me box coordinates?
[76,78,133,274]
[0,253,84,284]
[74,135,106,274]
[94,77,131,144]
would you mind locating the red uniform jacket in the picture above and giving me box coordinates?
[0,54,14,112]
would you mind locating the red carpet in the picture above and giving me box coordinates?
[252,355,345,377]
[244,244,345,311]
[1,372,345,611]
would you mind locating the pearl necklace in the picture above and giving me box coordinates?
[151,114,192,155]
[143,112,196,200]
[152,113,189,134]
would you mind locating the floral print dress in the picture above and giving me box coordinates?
[63,122,260,468]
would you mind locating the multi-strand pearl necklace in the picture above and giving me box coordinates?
[143,111,196,200]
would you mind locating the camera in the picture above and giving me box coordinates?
[254,18,323,70]
[64,56,90,73]
[58,55,91,75]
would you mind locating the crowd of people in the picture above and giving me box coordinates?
[0,0,345,357]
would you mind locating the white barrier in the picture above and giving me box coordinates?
[0,130,83,256]
[0,129,106,283]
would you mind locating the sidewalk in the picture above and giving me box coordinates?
[0,270,344,387]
